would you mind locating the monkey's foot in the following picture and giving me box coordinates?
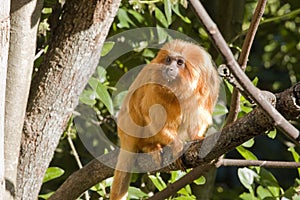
[175,158,186,172]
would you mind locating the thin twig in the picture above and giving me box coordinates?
[190,0,300,145]
[148,162,217,200]
[217,158,300,168]
[226,0,267,125]
[67,134,83,168]
[66,130,89,199]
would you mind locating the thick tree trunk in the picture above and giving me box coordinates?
[0,0,10,198]
[17,0,121,199]
[5,0,43,199]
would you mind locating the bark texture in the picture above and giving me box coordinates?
[50,82,300,200]
[17,0,121,199]
[5,1,43,199]
[0,0,10,198]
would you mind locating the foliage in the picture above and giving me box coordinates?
[35,0,300,199]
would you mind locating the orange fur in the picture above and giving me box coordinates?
[110,40,220,200]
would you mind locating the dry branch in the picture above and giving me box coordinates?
[218,159,300,168]
[226,0,267,124]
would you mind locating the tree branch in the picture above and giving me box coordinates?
[189,0,300,145]
[217,158,300,168]
[49,82,300,200]
[226,0,267,125]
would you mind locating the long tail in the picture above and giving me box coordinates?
[110,169,131,200]
[110,149,135,200]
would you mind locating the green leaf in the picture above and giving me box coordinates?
[170,170,187,183]
[172,3,191,23]
[96,66,107,83]
[177,186,190,196]
[117,8,134,28]
[236,146,258,160]
[155,7,168,28]
[224,80,234,93]
[193,176,206,185]
[283,186,298,199]
[88,77,99,90]
[101,42,115,56]
[288,147,300,176]
[128,10,144,23]
[39,192,54,200]
[43,167,64,183]
[252,77,259,86]
[213,103,228,116]
[128,186,148,199]
[239,192,258,200]
[288,147,300,162]
[113,91,128,110]
[164,0,172,25]
[242,138,255,148]
[176,185,194,198]
[267,129,277,139]
[259,168,279,187]
[79,90,97,106]
[142,48,156,58]
[96,83,114,115]
[149,173,167,191]
[156,25,169,44]
[238,167,259,190]
[257,185,273,199]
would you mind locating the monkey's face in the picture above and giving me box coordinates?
[150,42,211,99]
[161,55,185,82]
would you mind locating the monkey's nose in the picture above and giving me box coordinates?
[162,66,178,82]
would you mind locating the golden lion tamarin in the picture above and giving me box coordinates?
[110,40,220,200]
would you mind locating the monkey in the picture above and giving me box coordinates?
[110,39,220,200]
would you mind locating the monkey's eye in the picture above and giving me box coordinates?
[165,56,172,64]
[177,58,185,67]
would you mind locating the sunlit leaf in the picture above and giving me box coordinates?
[117,8,134,28]
[288,147,300,176]
[242,138,255,148]
[96,83,114,115]
[128,186,148,199]
[164,0,172,25]
[267,129,277,139]
[88,77,99,90]
[101,42,115,56]
[257,185,273,199]
[43,167,64,183]
[39,192,54,199]
[236,146,258,160]
[155,7,168,28]
[96,66,107,83]
[238,167,259,190]
[172,3,191,23]
[193,176,206,185]
[79,90,97,106]
[149,173,167,191]
[213,103,228,116]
